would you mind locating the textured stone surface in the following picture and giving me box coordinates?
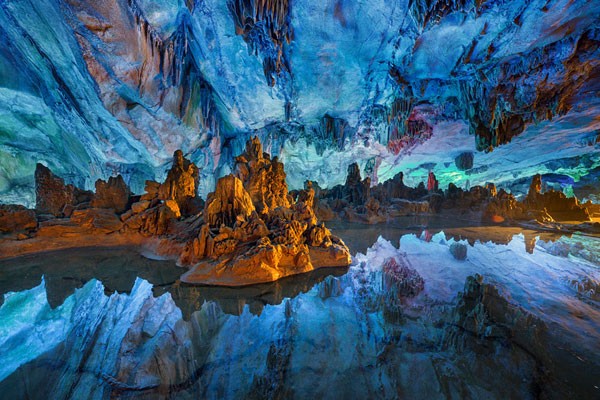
[234,136,290,214]
[90,175,130,213]
[181,137,351,285]
[449,243,468,261]
[34,164,76,217]
[0,205,37,233]
[204,175,255,228]
[158,150,200,216]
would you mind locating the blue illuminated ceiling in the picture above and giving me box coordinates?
[0,0,598,205]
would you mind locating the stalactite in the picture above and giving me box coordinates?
[408,0,476,29]
[228,0,293,86]
[313,115,352,154]
[126,0,225,138]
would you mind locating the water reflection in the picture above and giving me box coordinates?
[164,267,348,318]
[0,248,347,317]
[0,247,182,308]
[0,227,598,399]
[327,215,575,254]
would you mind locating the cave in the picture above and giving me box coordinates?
[0,0,599,398]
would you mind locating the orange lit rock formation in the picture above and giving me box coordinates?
[180,137,351,285]
[1,137,351,287]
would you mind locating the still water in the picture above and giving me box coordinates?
[0,222,599,399]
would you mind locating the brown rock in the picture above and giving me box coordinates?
[16,233,29,240]
[131,200,151,214]
[234,136,289,214]
[205,175,255,227]
[297,181,316,208]
[35,163,75,216]
[164,200,182,219]
[158,150,199,214]
[180,136,351,285]
[307,223,333,247]
[141,180,160,201]
[70,208,123,233]
[90,175,130,213]
[0,204,37,233]
[124,203,178,236]
[524,174,590,221]
[232,211,269,242]
[120,209,134,222]
[34,163,92,217]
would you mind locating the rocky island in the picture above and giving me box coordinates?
[0,137,351,286]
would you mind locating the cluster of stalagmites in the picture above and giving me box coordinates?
[180,137,350,285]
[0,138,351,286]
[308,162,596,225]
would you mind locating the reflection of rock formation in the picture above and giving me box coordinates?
[444,274,598,399]
[381,257,424,299]
[2,236,600,399]
[329,217,572,256]
[0,248,182,309]
[381,257,425,324]
[168,267,348,318]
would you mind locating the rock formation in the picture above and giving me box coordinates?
[426,171,439,192]
[484,174,592,224]
[0,205,37,234]
[3,137,350,286]
[4,139,597,287]
[35,163,93,217]
[524,174,590,221]
[90,175,130,213]
[312,164,433,224]
[181,137,351,286]
[204,175,256,227]
[311,162,595,227]
[234,136,291,214]
[157,150,202,216]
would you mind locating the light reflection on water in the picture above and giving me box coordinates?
[0,224,598,400]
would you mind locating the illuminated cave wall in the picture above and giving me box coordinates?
[0,0,599,206]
